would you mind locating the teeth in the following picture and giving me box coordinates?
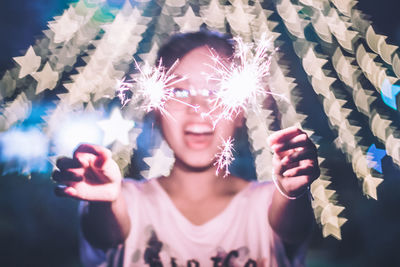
[185,124,213,134]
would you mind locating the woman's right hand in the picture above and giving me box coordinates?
[52,144,122,202]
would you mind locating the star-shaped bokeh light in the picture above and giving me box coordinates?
[98,108,135,146]
[13,46,41,78]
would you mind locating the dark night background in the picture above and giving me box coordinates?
[1,0,400,266]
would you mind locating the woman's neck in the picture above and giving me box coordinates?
[159,159,230,201]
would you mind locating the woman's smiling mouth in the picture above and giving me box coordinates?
[183,123,214,149]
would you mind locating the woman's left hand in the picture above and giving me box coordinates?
[267,126,320,197]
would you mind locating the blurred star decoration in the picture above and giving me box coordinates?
[48,6,95,44]
[2,0,400,240]
[31,62,59,94]
[13,46,41,79]
[98,108,135,146]
[141,140,175,179]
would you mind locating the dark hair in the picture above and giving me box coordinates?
[156,30,235,69]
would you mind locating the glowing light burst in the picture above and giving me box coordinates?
[0,128,49,174]
[204,36,280,126]
[136,61,174,113]
[214,136,235,178]
[117,60,198,116]
[53,115,103,156]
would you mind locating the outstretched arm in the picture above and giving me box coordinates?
[267,127,319,246]
[53,144,131,249]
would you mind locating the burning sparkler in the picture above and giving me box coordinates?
[214,136,235,178]
[134,60,177,113]
[203,35,284,127]
[116,60,198,116]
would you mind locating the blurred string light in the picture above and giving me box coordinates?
[0,127,49,175]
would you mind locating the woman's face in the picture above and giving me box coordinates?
[159,46,243,171]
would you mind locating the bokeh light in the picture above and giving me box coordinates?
[52,115,103,157]
[0,127,49,174]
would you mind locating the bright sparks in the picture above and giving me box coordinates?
[135,60,175,113]
[116,78,133,108]
[116,36,283,125]
[204,35,278,126]
[116,60,197,115]
[214,136,235,178]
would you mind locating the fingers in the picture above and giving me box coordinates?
[268,127,317,164]
[53,167,106,185]
[53,144,113,185]
[54,184,78,198]
[274,134,312,156]
[54,182,120,202]
[274,153,318,176]
[53,157,84,183]
[56,157,81,170]
[54,143,108,177]
[270,127,320,195]
[280,146,317,166]
[268,127,317,158]
[52,169,83,182]
[53,155,86,183]
[74,144,112,169]
[281,159,319,178]
[272,153,298,175]
[53,144,121,202]
[274,156,320,194]
[56,143,111,170]
[279,175,312,195]
[267,126,304,148]
[272,144,317,174]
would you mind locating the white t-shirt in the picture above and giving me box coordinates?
[80,179,307,267]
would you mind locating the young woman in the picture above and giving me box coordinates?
[53,30,320,266]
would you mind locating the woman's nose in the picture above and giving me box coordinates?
[187,94,211,113]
